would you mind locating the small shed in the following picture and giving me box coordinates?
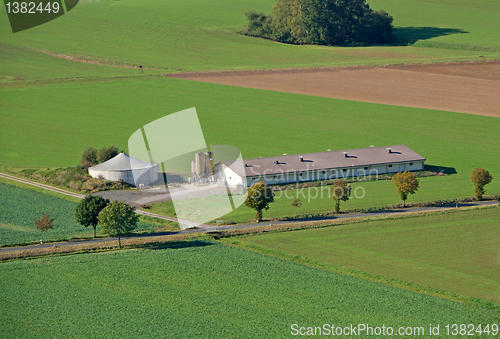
[88,153,158,186]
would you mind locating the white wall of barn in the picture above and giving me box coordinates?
[222,161,425,187]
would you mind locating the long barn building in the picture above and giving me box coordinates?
[215,145,425,187]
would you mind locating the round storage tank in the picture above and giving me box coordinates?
[88,153,158,186]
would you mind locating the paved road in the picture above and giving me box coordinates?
[1,199,497,253]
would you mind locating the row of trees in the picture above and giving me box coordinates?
[36,169,493,242]
[244,0,394,45]
[75,196,138,248]
[35,197,138,248]
[244,168,494,222]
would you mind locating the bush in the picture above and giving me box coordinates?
[84,177,105,193]
[97,145,119,163]
[245,11,273,37]
[80,147,97,165]
[113,179,124,190]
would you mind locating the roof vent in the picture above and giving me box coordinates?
[343,152,348,157]
[387,148,392,154]
[299,156,304,162]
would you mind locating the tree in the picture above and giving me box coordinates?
[471,167,493,200]
[35,214,55,244]
[246,0,393,45]
[355,10,394,43]
[98,200,139,248]
[332,179,351,213]
[392,171,419,207]
[97,145,119,163]
[271,0,305,42]
[75,195,110,238]
[244,181,275,222]
[291,198,302,217]
[80,147,97,165]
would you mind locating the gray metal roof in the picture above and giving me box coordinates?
[89,153,156,171]
[221,145,425,177]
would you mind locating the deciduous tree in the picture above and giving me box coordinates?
[75,195,110,238]
[244,181,275,222]
[471,167,493,200]
[392,171,419,207]
[98,200,139,248]
[35,214,55,243]
[245,0,393,45]
[332,179,351,213]
[80,147,97,165]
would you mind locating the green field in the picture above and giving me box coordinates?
[0,241,497,338]
[0,183,164,246]
[239,207,500,303]
[2,76,499,224]
[1,0,499,82]
[1,0,499,224]
[1,1,499,337]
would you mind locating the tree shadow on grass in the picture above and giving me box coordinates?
[145,240,215,251]
[424,164,457,175]
[344,27,468,47]
[394,27,468,46]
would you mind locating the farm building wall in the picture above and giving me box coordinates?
[222,160,425,188]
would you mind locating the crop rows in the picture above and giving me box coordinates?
[0,183,158,246]
[0,241,497,338]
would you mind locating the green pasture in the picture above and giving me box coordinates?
[1,0,499,82]
[369,0,500,49]
[240,207,500,303]
[0,241,497,338]
[149,175,496,224]
[0,183,163,246]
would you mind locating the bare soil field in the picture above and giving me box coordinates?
[169,61,500,118]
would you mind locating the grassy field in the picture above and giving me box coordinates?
[1,0,499,224]
[239,207,500,303]
[0,182,170,247]
[0,241,498,338]
[1,76,499,223]
[370,0,500,49]
[1,0,499,82]
[148,175,498,224]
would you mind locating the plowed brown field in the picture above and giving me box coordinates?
[169,61,500,118]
